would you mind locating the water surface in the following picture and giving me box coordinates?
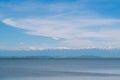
[0,59,120,80]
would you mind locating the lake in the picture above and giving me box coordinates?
[0,59,120,80]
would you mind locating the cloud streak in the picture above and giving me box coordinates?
[3,17,120,49]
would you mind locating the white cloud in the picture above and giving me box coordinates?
[2,16,120,49]
[26,46,46,50]
[2,17,120,39]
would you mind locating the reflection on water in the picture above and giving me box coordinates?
[0,59,120,80]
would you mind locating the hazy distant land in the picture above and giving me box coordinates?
[0,49,120,59]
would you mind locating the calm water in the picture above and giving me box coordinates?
[0,59,120,80]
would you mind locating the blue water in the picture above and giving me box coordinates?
[0,59,120,80]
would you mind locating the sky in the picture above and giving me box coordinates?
[0,0,120,50]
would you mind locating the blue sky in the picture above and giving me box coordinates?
[0,0,120,50]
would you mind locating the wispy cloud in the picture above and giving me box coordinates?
[3,17,120,49]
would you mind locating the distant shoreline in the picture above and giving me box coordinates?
[1,58,120,60]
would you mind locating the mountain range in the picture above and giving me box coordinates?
[0,49,120,58]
